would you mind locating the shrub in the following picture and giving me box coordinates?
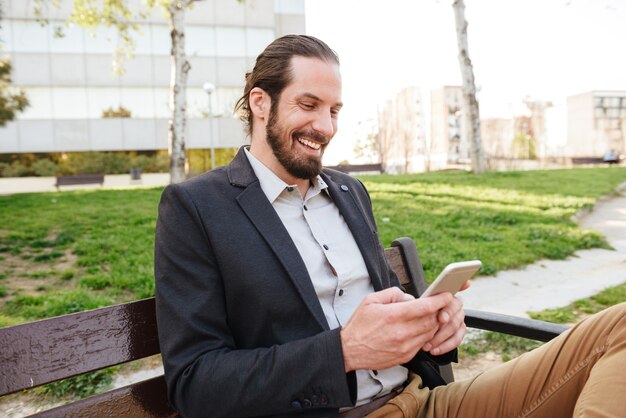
[2,161,30,177]
[31,158,59,176]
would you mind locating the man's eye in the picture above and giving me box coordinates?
[300,103,315,110]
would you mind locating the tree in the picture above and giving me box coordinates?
[452,0,485,173]
[0,59,29,126]
[36,0,200,184]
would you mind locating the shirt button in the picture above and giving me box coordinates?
[339,289,344,296]
[303,205,308,211]
[340,185,349,192]
[287,186,294,192]
[323,244,329,250]
[373,370,379,376]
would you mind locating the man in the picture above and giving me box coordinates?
[155,35,626,418]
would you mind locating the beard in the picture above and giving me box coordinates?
[266,106,329,180]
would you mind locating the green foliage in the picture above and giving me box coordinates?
[0,152,169,177]
[0,58,29,126]
[5,290,114,320]
[0,287,7,297]
[460,331,543,362]
[31,158,60,176]
[188,147,239,175]
[42,368,117,400]
[132,153,169,173]
[59,152,132,175]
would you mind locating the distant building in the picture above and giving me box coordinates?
[430,86,468,167]
[378,87,427,173]
[0,0,305,157]
[567,91,626,157]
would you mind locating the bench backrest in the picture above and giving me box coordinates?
[55,174,105,187]
[0,238,434,416]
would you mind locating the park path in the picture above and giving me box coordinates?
[461,183,626,317]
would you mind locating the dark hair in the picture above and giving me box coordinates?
[234,35,339,137]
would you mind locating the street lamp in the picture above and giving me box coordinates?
[203,82,216,169]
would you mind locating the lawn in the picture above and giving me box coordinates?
[0,166,625,327]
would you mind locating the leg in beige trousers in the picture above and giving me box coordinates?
[367,302,626,418]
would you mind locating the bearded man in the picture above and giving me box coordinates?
[154,35,626,418]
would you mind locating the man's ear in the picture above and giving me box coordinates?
[249,87,270,122]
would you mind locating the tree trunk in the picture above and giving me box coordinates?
[453,0,485,173]
[167,1,192,184]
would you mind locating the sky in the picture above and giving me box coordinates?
[304,0,626,164]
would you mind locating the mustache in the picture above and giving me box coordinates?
[293,129,330,145]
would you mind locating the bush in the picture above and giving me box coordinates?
[31,158,59,176]
[59,152,132,175]
[42,368,116,400]
[131,153,169,173]
[1,161,31,177]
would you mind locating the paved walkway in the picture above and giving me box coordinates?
[462,183,626,317]
[0,173,170,195]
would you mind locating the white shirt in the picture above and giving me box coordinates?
[244,149,407,406]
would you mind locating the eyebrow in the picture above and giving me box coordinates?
[299,92,343,108]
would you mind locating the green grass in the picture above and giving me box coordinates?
[0,188,162,322]
[0,167,624,326]
[529,282,626,323]
[361,167,626,280]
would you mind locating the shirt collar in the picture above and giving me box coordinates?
[244,147,328,203]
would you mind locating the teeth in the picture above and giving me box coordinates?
[298,137,321,150]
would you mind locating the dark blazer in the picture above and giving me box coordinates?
[155,147,450,418]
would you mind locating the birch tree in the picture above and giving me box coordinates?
[36,0,198,184]
[452,0,485,173]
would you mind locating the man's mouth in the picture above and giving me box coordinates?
[297,137,322,150]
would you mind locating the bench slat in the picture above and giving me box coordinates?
[0,298,160,396]
[33,376,178,418]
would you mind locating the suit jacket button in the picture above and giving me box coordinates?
[311,395,319,405]
[320,395,328,405]
[303,398,312,408]
[291,400,302,409]
[340,185,349,191]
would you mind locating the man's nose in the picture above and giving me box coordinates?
[311,110,335,138]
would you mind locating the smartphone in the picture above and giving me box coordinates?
[421,260,482,298]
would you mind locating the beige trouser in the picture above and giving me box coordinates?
[367,302,626,418]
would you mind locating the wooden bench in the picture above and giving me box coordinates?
[0,238,569,416]
[326,163,384,174]
[55,174,105,190]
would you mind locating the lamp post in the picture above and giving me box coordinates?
[203,82,216,169]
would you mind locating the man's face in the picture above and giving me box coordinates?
[265,56,343,180]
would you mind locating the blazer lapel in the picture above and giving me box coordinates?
[228,148,329,330]
[323,173,385,291]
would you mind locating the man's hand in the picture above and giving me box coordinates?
[340,287,453,372]
[421,291,467,356]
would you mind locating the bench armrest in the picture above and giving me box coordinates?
[464,309,570,342]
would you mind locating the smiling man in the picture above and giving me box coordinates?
[154,35,626,418]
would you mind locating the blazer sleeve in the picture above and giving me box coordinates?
[154,184,356,418]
